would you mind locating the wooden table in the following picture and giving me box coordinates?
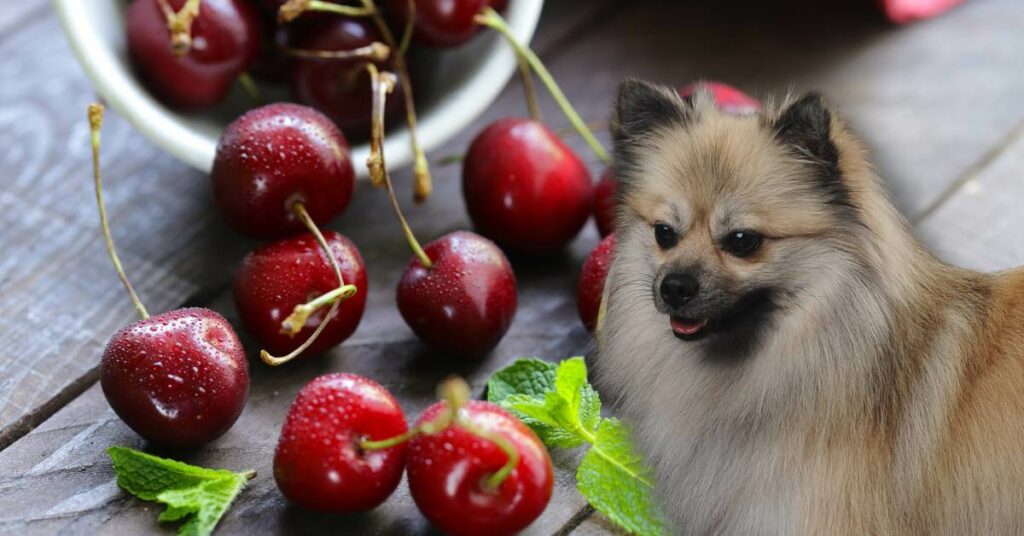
[1,0,1023,533]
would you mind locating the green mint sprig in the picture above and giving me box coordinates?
[108,446,253,536]
[487,357,667,536]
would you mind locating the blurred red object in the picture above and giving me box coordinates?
[880,0,966,23]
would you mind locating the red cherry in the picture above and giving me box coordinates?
[88,104,248,449]
[384,0,504,48]
[407,400,554,536]
[397,231,517,356]
[578,234,616,332]
[126,0,261,109]
[290,17,403,140]
[593,169,617,238]
[101,308,249,448]
[211,102,355,239]
[274,373,408,512]
[678,81,761,115]
[463,118,593,255]
[233,231,367,357]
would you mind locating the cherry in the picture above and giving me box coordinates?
[383,0,505,48]
[397,231,517,356]
[578,233,616,332]
[88,104,248,448]
[126,0,261,109]
[233,231,367,359]
[211,102,355,239]
[463,118,593,255]
[362,68,518,356]
[678,80,761,115]
[274,373,408,512]
[407,398,554,535]
[101,308,249,448]
[290,17,402,140]
[592,169,617,238]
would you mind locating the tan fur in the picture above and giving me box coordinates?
[595,82,1024,534]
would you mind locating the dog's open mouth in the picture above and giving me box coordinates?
[670,316,709,340]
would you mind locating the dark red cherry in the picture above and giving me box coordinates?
[407,400,553,536]
[397,231,517,356]
[678,81,761,115]
[100,308,249,448]
[290,17,403,140]
[578,234,616,332]
[126,0,261,109]
[211,102,355,239]
[234,231,367,357]
[593,169,617,237]
[274,373,408,512]
[384,0,505,48]
[463,118,593,256]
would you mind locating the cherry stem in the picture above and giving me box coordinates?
[361,377,519,490]
[88,104,150,321]
[361,0,432,204]
[476,8,610,164]
[398,0,415,55]
[365,64,434,269]
[237,72,263,105]
[280,42,390,62]
[516,51,541,122]
[260,202,357,367]
[278,0,374,23]
[157,0,202,57]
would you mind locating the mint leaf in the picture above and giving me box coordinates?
[108,446,252,536]
[497,357,600,448]
[577,419,667,536]
[486,357,557,404]
[553,357,601,436]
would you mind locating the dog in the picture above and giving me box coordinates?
[593,79,1024,535]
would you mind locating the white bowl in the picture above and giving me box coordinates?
[54,0,543,177]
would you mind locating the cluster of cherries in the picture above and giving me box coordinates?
[275,373,553,535]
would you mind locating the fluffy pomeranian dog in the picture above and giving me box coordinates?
[593,79,1024,534]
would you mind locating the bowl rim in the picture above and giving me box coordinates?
[53,0,544,178]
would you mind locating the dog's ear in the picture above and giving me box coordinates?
[774,93,846,204]
[611,79,691,186]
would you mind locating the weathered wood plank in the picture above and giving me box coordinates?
[0,0,47,37]
[0,0,614,451]
[916,123,1024,271]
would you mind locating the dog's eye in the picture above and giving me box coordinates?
[654,223,678,249]
[722,230,763,257]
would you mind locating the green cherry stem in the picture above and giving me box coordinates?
[360,377,519,490]
[88,104,149,321]
[277,0,375,23]
[516,51,541,122]
[475,7,610,164]
[365,64,434,269]
[361,0,432,204]
[279,42,390,62]
[398,0,415,55]
[156,0,203,56]
[237,72,263,105]
[261,202,357,366]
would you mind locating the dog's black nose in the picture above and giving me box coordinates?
[660,273,699,307]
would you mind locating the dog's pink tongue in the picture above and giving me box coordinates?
[671,317,708,335]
